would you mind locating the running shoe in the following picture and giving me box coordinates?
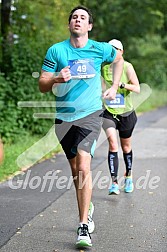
[109,182,120,195]
[76,223,92,248]
[88,201,95,233]
[124,176,134,193]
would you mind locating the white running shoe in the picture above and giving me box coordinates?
[88,201,95,233]
[76,223,92,248]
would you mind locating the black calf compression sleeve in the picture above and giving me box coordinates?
[108,151,119,182]
[123,150,133,176]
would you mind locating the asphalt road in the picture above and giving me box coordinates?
[0,106,167,252]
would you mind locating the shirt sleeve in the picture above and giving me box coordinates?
[42,46,57,72]
[102,43,117,63]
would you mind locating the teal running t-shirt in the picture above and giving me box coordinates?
[42,39,116,121]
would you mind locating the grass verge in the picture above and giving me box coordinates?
[136,88,167,113]
[0,133,62,182]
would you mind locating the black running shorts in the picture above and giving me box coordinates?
[102,110,137,138]
[55,110,103,159]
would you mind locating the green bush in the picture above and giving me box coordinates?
[0,43,55,143]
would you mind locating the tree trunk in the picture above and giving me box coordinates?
[1,0,12,75]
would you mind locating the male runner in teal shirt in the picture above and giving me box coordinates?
[39,5,124,248]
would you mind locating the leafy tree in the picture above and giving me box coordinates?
[81,0,165,41]
[1,0,12,74]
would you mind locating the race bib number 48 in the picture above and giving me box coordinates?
[105,94,125,108]
[68,58,96,79]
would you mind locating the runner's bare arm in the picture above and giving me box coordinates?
[123,64,140,93]
[39,66,71,93]
[103,50,124,100]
